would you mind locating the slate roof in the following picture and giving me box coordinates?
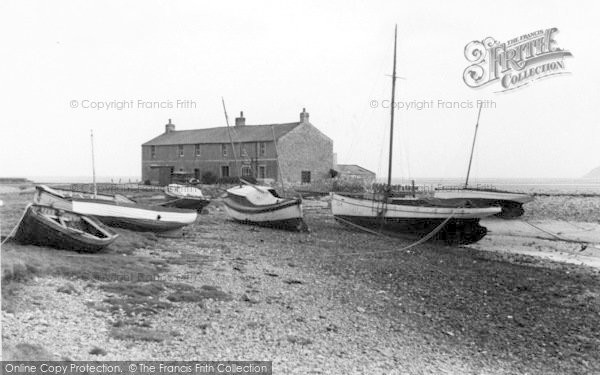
[337,164,376,176]
[143,122,301,146]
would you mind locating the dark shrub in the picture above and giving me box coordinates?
[201,171,218,184]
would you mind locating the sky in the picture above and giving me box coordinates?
[0,0,598,182]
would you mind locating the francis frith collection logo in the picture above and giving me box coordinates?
[463,28,573,92]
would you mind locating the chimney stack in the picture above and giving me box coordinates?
[300,108,309,123]
[165,118,175,133]
[235,111,246,127]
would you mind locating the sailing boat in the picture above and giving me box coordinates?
[432,105,534,219]
[330,26,501,245]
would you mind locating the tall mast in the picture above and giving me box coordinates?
[90,129,97,198]
[271,125,285,194]
[464,103,483,188]
[221,97,238,177]
[387,25,398,188]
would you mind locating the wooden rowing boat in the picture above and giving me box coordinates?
[223,185,307,231]
[34,185,198,232]
[12,204,118,252]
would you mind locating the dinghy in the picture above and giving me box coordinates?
[161,184,210,211]
[223,184,307,231]
[331,26,500,245]
[12,204,118,252]
[34,185,198,232]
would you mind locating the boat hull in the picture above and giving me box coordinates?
[223,197,306,231]
[331,193,500,244]
[334,215,487,245]
[13,205,118,252]
[433,189,533,219]
[34,186,197,232]
[160,197,211,211]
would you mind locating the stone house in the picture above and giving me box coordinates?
[141,109,334,185]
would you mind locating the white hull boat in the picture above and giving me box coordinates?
[34,185,197,232]
[331,193,501,244]
[223,185,306,231]
[434,188,534,218]
[45,186,135,203]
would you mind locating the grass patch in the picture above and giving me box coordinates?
[2,343,55,360]
[100,296,172,317]
[99,281,165,298]
[109,327,170,342]
[166,285,232,303]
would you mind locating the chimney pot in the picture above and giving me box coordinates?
[165,119,175,133]
[300,108,309,123]
[235,111,246,127]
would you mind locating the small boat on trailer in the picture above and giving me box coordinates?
[223,184,307,231]
[161,184,210,211]
[12,204,118,252]
[331,193,500,245]
[433,188,533,219]
[34,185,198,232]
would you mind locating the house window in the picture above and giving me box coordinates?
[259,142,266,156]
[195,144,201,157]
[258,165,267,179]
[178,145,184,157]
[150,146,156,159]
[221,165,230,177]
[222,144,228,157]
[301,171,311,183]
[241,166,253,177]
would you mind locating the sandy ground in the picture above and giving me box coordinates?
[472,219,600,269]
[1,190,600,374]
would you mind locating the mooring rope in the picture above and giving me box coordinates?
[332,213,455,256]
[520,220,592,246]
[0,203,30,245]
